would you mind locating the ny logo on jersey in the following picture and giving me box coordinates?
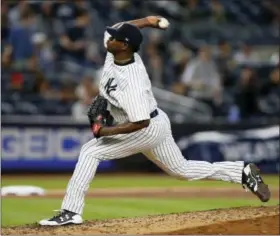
[105,78,117,95]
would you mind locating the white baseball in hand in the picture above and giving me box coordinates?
[158,18,169,29]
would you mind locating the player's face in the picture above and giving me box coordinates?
[107,36,128,53]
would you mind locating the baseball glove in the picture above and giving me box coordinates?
[87,95,114,137]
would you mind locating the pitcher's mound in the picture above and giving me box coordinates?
[2,206,279,235]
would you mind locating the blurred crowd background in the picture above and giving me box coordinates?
[1,0,279,123]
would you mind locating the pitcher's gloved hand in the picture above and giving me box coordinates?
[87,95,114,138]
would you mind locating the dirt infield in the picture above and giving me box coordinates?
[3,186,279,199]
[3,206,279,235]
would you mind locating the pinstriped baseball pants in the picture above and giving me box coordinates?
[62,110,244,215]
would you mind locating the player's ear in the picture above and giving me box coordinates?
[122,42,129,50]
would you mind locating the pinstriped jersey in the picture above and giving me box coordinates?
[99,31,157,124]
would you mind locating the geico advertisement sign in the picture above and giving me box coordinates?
[2,128,92,160]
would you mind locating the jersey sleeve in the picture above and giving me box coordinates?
[119,82,151,123]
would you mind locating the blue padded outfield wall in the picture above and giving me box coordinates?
[1,120,279,173]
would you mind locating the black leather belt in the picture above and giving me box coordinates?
[150,109,158,118]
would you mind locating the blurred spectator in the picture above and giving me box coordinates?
[38,1,59,38]
[37,80,60,100]
[148,0,182,20]
[270,53,279,65]
[10,72,25,92]
[262,67,280,96]
[2,9,37,70]
[209,0,227,23]
[262,0,280,23]
[86,41,103,69]
[8,0,31,27]
[111,1,137,21]
[169,41,192,78]
[233,44,260,66]
[180,46,222,111]
[214,40,235,87]
[32,72,77,103]
[90,0,113,21]
[60,81,78,102]
[50,0,89,30]
[234,67,260,119]
[72,76,99,121]
[181,0,208,22]
[143,31,164,88]
[270,16,280,37]
[32,33,55,73]
[169,42,192,94]
[259,67,280,115]
[51,1,90,64]
[58,27,87,65]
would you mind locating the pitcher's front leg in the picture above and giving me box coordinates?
[39,139,101,226]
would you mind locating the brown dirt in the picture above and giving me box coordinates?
[2,206,279,235]
[3,186,279,199]
[160,215,280,235]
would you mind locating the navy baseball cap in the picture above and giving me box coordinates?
[106,23,143,51]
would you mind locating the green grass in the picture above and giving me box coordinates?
[2,174,279,189]
[2,174,278,227]
[2,198,279,227]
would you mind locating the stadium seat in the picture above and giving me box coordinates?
[14,102,40,115]
[1,102,15,115]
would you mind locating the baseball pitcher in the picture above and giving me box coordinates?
[39,16,270,226]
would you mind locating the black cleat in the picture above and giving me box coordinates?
[242,163,271,202]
